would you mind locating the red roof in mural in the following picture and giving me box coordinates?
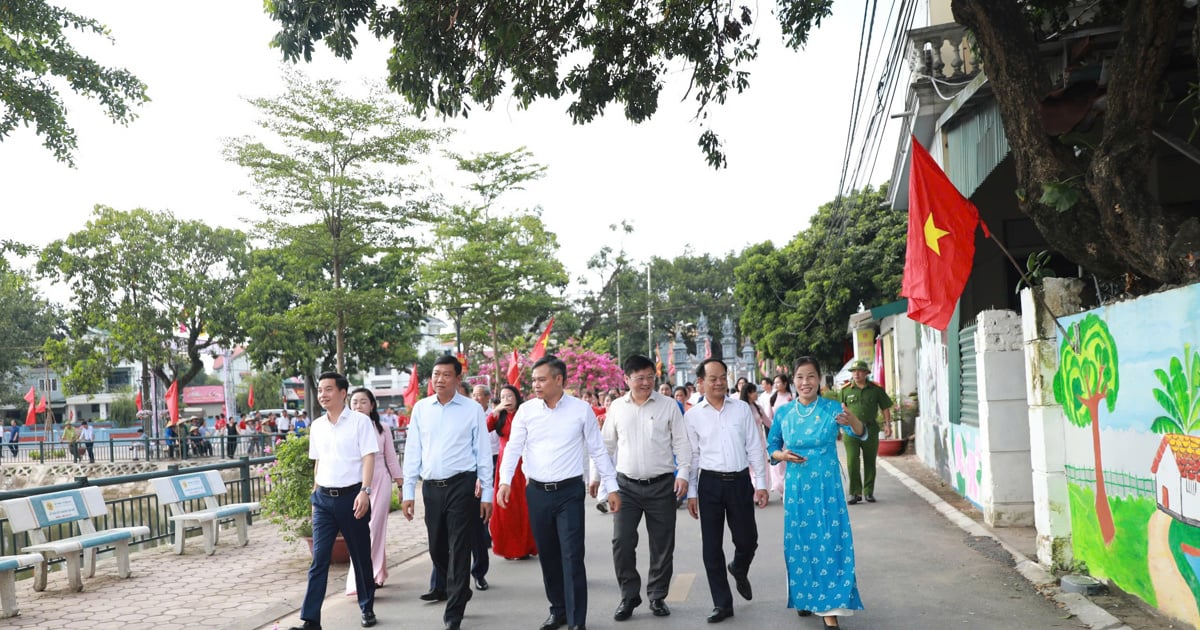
[182,385,225,405]
[1151,433,1200,480]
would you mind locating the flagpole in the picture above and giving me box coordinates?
[985,232,1074,345]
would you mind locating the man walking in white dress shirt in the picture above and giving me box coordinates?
[498,355,621,630]
[291,372,379,630]
[684,359,769,624]
[600,354,692,621]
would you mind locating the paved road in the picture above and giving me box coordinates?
[282,463,1086,630]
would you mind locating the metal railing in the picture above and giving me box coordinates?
[0,457,273,576]
[3,430,406,465]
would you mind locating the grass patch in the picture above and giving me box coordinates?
[1068,483,1157,605]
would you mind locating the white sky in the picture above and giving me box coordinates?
[1,0,912,302]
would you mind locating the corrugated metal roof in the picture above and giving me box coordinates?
[945,99,1010,197]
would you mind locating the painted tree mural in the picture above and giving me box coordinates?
[1053,314,1120,545]
[1150,344,1200,435]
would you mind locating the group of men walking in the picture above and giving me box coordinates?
[289,352,890,630]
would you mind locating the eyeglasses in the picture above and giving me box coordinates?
[627,375,656,383]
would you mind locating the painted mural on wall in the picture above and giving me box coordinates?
[950,424,983,508]
[1055,285,1200,627]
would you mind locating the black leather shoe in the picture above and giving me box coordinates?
[706,608,734,623]
[649,599,670,616]
[847,495,862,505]
[288,622,321,630]
[360,611,377,627]
[540,614,567,630]
[797,610,813,616]
[596,501,608,513]
[419,590,448,602]
[613,597,642,621]
[727,563,752,600]
[865,494,876,503]
[445,622,461,630]
[475,576,489,590]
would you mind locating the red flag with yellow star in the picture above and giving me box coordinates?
[901,136,989,330]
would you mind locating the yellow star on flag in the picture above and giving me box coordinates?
[923,213,950,255]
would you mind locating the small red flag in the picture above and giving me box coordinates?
[165,380,180,426]
[530,317,555,361]
[247,384,255,409]
[901,136,989,330]
[34,396,47,413]
[135,390,143,412]
[24,402,36,426]
[654,349,663,378]
[456,352,469,375]
[507,349,522,388]
[402,363,420,409]
[23,386,35,404]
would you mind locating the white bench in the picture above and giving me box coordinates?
[0,553,43,618]
[151,470,260,555]
[0,487,149,592]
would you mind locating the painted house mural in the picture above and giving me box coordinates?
[1055,284,1200,627]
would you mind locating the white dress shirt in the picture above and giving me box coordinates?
[500,394,618,495]
[683,397,768,498]
[603,391,691,481]
[309,407,380,488]
[402,393,494,502]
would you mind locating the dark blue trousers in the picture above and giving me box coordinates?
[526,477,588,626]
[698,469,758,610]
[300,486,375,624]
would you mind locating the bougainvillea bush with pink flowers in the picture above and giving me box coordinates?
[478,338,625,395]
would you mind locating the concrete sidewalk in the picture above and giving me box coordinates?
[1,505,428,629]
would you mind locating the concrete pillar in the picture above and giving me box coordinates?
[974,310,1033,527]
[1021,278,1086,568]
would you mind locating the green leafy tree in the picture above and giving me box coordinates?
[735,183,904,368]
[421,149,568,387]
[225,69,445,375]
[237,371,284,413]
[0,1,148,165]
[1052,314,1119,545]
[37,206,249,395]
[266,1,1200,287]
[108,394,138,427]
[0,247,59,404]
[1150,344,1200,434]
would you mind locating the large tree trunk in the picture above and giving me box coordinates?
[951,0,1194,286]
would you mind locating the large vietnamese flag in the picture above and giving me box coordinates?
[901,136,989,330]
[402,364,420,409]
[23,386,35,404]
[530,317,555,361]
[24,401,36,426]
[35,396,47,413]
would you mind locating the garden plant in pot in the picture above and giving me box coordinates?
[262,433,351,563]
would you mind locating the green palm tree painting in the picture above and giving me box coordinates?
[1150,344,1200,434]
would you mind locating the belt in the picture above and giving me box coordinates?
[317,483,361,497]
[700,468,749,481]
[618,472,675,485]
[529,476,582,492]
[423,470,475,488]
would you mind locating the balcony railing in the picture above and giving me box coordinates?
[908,22,980,85]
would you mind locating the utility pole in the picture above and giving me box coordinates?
[646,263,653,357]
[616,272,622,361]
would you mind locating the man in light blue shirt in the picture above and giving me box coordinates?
[402,355,493,630]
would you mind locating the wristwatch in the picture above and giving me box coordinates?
[361,486,372,496]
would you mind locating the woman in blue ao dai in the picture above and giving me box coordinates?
[766,357,867,629]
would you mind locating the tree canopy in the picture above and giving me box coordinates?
[0,247,58,405]
[735,183,904,368]
[0,1,148,165]
[37,206,249,394]
[226,70,445,375]
[265,0,1200,288]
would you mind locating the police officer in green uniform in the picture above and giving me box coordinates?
[838,359,892,504]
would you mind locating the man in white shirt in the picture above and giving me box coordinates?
[79,420,95,463]
[498,355,620,630]
[600,355,691,621]
[403,357,494,630]
[292,372,379,630]
[380,407,398,430]
[277,411,292,436]
[684,359,769,624]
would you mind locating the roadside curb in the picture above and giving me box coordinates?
[878,457,1132,630]
[238,547,431,630]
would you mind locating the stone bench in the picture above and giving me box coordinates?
[151,470,260,555]
[0,487,149,592]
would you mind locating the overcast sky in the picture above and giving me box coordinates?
[2,0,912,303]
